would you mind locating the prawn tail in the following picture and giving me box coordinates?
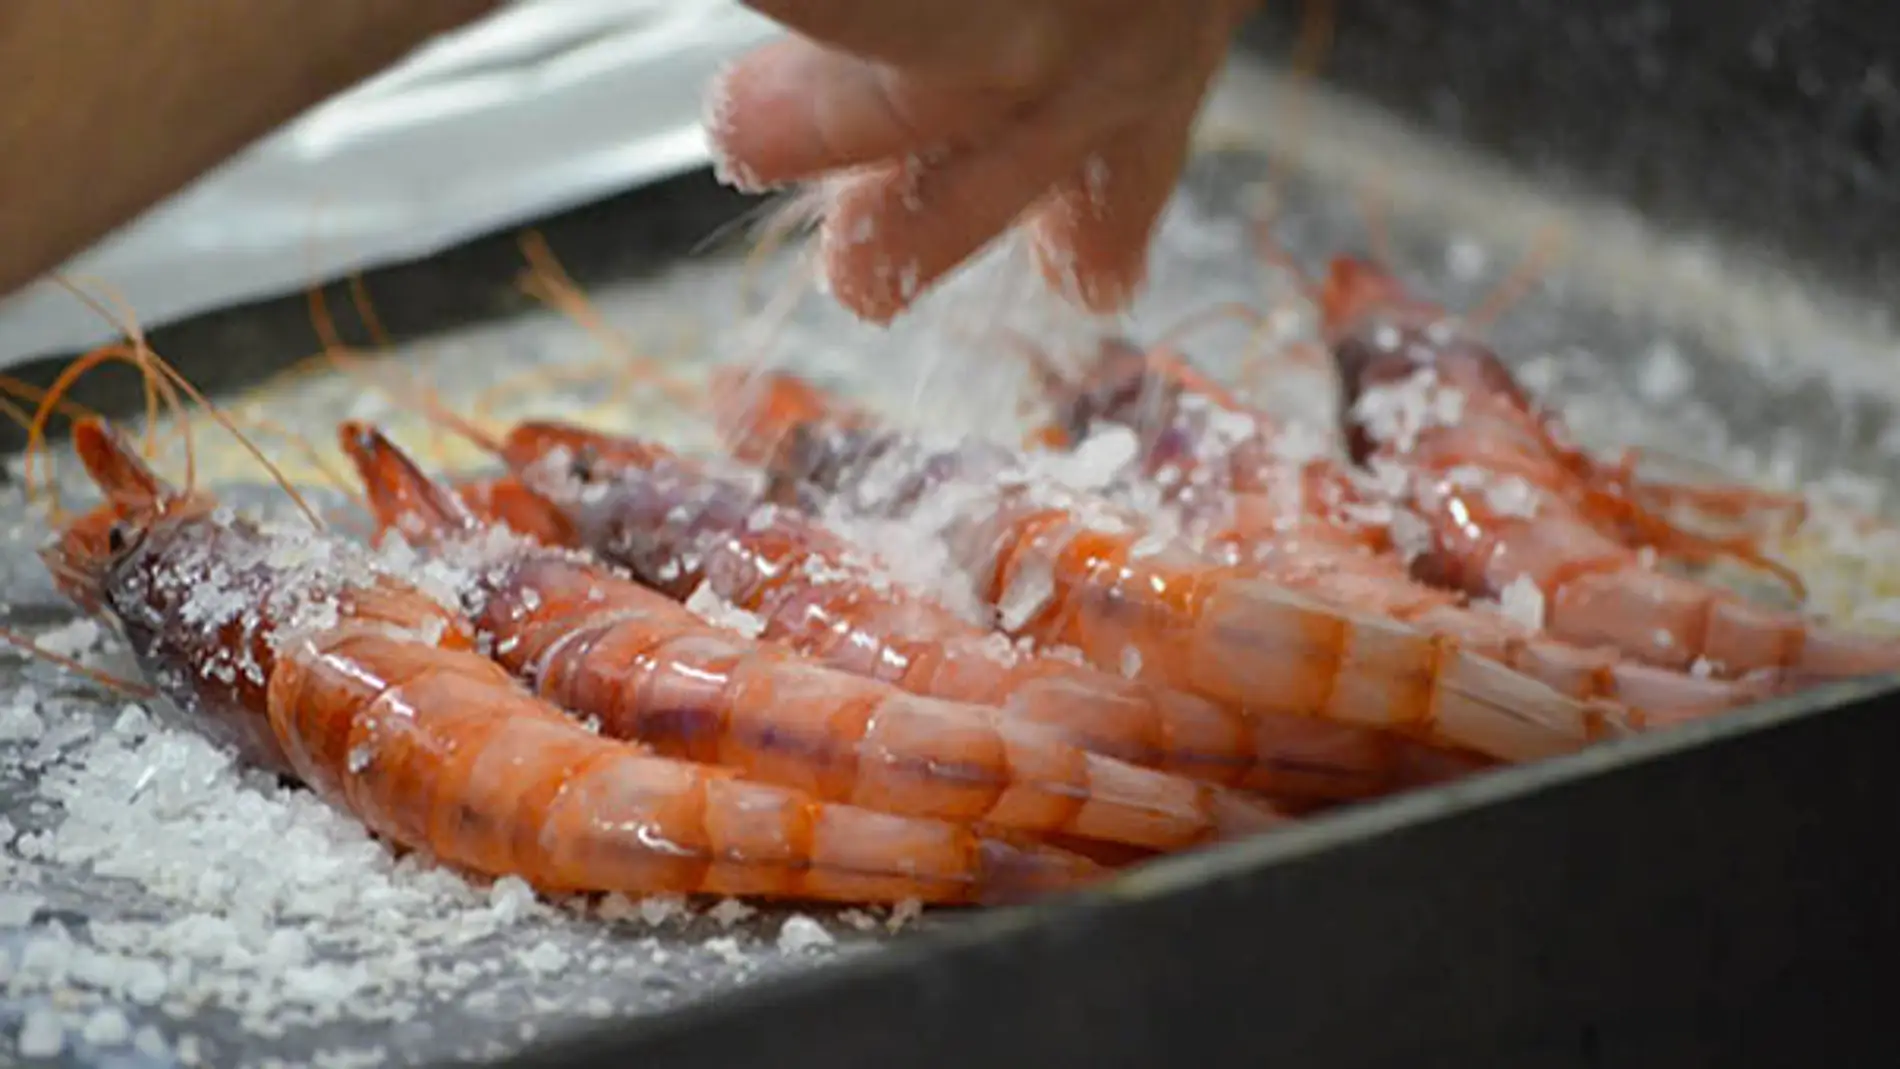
[1180,578,1610,762]
[746,788,1107,906]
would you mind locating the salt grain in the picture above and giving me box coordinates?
[132,1024,170,1057]
[1637,341,1693,404]
[1118,646,1142,679]
[80,1006,132,1047]
[0,690,47,743]
[708,898,757,929]
[703,937,749,967]
[996,560,1054,632]
[886,899,924,931]
[639,894,689,927]
[0,890,43,927]
[776,915,835,954]
[16,1006,64,1058]
[1497,576,1547,630]
[684,582,766,639]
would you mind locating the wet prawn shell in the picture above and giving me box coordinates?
[97,514,476,778]
[262,629,1096,905]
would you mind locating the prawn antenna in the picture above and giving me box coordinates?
[515,230,706,411]
[306,282,509,464]
[1264,0,1338,196]
[42,276,325,531]
[1464,223,1569,333]
[0,625,157,699]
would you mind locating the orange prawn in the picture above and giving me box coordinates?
[1030,335,1790,725]
[485,419,1492,802]
[338,420,1288,852]
[712,370,1619,763]
[1316,255,1900,681]
[38,417,1100,905]
[450,473,581,548]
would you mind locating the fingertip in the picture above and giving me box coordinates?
[1030,198,1150,315]
[1031,105,1196,315]
[819,176,922,325]
[704,60,766,193]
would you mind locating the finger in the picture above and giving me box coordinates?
[738,0,1066,85]
[817,108,1099,323]
[1030,87,1202,314]
[707,36,1019,191]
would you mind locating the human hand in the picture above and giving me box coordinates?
[706,0,1257,324]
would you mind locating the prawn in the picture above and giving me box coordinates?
[1316,254,1900,681]
[338,420,1288,852]
[489,418,1491,803]
[713,370,1619,763]
[1031,335,1789,724]
[39,417,1100,905]
[450,473,580,548]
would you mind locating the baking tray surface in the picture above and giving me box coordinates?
[6,58,1900,1067]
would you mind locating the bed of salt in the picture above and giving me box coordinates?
[8,59,1900,1066]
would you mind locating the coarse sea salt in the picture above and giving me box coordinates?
[684,582,768,638]
[16,1006,64,1057]
[0,663,853,1062]
[1497,576,1548,631]
[776,915,836,954]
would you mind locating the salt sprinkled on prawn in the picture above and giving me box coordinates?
[1313,252,1900,682]
[5,303,1105,908]
[712,370,1618,763]
[1027,329,1791,728]
[485,418,1488,803]
[339,420,1287,853]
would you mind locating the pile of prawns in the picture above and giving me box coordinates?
[13,245,1899,915]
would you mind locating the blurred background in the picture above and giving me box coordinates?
[0,0,777,369]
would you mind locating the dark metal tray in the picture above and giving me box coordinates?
[5,4,1900,1067]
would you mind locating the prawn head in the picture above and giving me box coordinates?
[40,418,211,616]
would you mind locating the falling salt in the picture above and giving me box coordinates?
[776,915,835,954]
